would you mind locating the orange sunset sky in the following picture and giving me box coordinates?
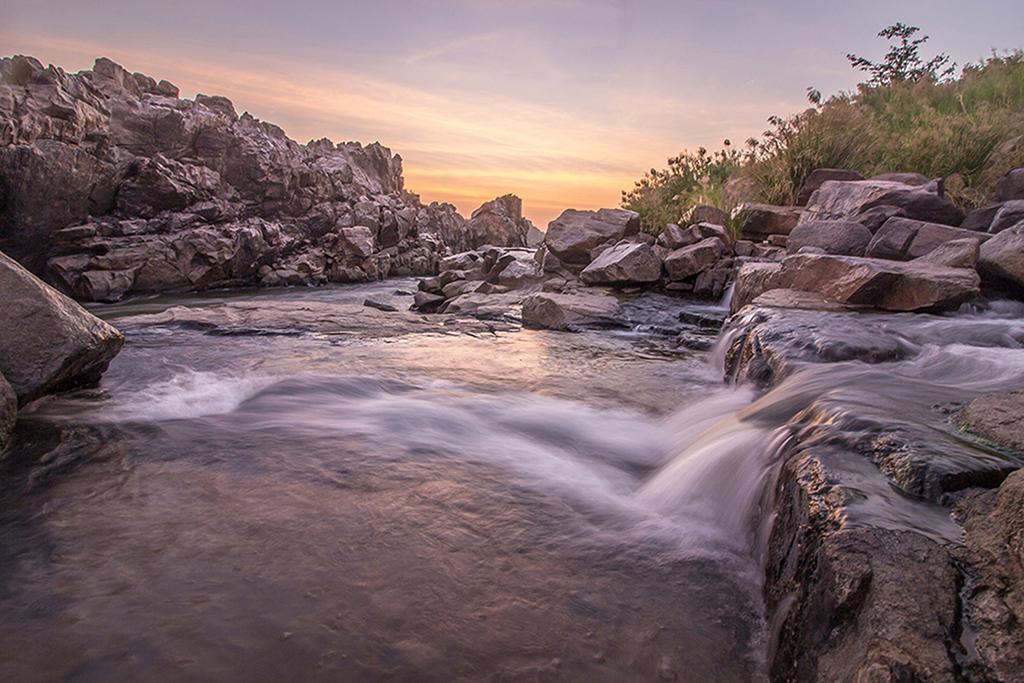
[4,1,1021,227]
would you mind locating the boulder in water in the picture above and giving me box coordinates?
[0,251,124,404]
[730,262,783,313]
[521,291,622,331]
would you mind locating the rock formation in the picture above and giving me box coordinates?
[0,55,484,301]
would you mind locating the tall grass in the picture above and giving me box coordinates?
[625,51,1024,228]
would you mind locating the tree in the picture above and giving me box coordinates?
[846,23,957,86]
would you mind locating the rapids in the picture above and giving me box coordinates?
[1,279,1022,681]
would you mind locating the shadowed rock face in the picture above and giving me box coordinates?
[0,251,123,405]
[0,55,476,300]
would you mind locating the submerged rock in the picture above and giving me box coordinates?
[0,251,124,405]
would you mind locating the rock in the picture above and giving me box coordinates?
[0,55,477,300]
[779,253,980,312]
[732,204,802,240]
[521,291,623,331]
[0,251,124,404]
[363,298,397,312]
[802,179,963,228]
[664,238,726,281]
[765,234,788,248]
[544,208,640,266]
[961,203,1002,232]
[786,220,872,256]
[993,167,1024,202]
[767,453,961,682]
[466,194,536,248]
[915,238,980,269]
[411,291,445,313]
[961,469,1024,682]
[692,261,734,298]
[730,262,783,314]
[962,391,1024,452]
[438,292,528,319]
[656,222,728,250]
[681,204,729,227]
[490,256,543,288]
[795,168,864,205]
[0,372,15,452]
[988,200,1024,234]
[580,242,662,285]
[525,224,546,248]
[866,217,991,261]
[978,225,1024,292]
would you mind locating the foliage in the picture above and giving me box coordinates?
[624,25,1024,230]
[621,145,742,234]
[847,23,956,86]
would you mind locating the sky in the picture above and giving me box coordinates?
[3,1,1022,227]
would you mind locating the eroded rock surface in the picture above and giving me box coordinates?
[0,55,478,300]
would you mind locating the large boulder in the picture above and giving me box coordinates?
[866,217,991,261]
[521,291,622,331]
[0,251,124,404]
[802,179,963,228]
[544,208,640,266]
[795,168,864,205]
[786,220,872,256]
[978,224,1024,291]
[778,253,980,311]
[466,194,536,248]
[993,167,1024,202]
[732,204,802,240]
[663,237,726,281]
[580,242,662,285]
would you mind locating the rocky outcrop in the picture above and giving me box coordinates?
[779,253,980,311]
[786,220,872,256]
[795,168,864,206]
[466,194,537,248]
[544,208,640,267]
[580,242,661,285]
[413,246,542,314]
[521,291,623,331]
[0,55,476,300]
[978,225,1024,292]
[801,179,963,230]
[866,217,990,261]
[0,251,123,405]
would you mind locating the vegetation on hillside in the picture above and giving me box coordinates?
[623,24,1024,233]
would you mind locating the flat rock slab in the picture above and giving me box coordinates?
[521,291,624,331]
[0,251,124,405]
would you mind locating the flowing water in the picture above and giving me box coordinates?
[2,280,1023,682]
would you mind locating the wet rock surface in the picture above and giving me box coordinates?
[0,251,123,405]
